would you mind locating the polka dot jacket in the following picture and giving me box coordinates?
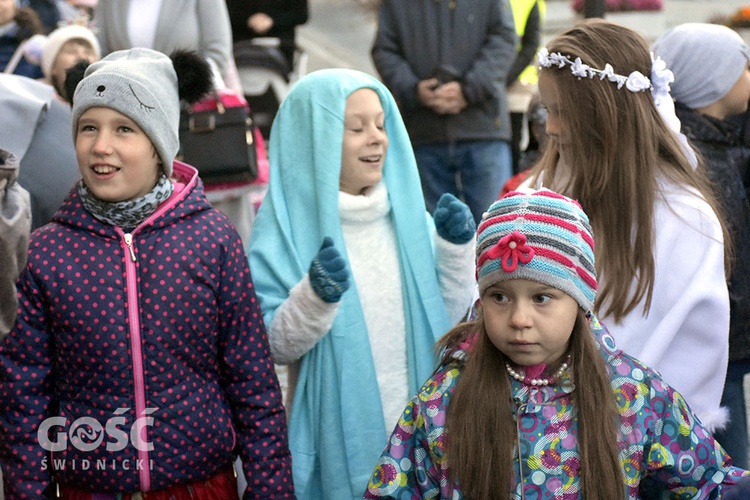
[0,162,294,498]
[364,315,749,499]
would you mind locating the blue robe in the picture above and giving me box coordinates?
[248,69,452,499]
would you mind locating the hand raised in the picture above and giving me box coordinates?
[434,193,476,244]
[309,237,350,303]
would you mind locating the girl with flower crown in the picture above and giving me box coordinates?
[524,19,732,433]
[364,189,749,499]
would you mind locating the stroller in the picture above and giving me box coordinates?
[233,37,308,141]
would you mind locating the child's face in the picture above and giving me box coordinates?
[537,71,568,153]
[482,279,578,367]
[340,88,388,195]
[51,39,97,94]
[76,107,161,202]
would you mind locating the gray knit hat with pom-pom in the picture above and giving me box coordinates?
[71,48,183,176]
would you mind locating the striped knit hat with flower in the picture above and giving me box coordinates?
[475,189,597,312]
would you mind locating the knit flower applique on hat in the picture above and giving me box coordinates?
[480,230,534,273]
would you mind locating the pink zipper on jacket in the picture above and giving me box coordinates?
[113,168,196,492]
[118,228,151,491]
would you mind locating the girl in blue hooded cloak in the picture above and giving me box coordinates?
[247,68,477,499]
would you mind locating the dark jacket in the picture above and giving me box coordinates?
[226,0,308,69]
[371,0,517,146]
[226,0,308,46]
[0,163,294,498]
[677,102,750,362]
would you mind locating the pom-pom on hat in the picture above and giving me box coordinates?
[41,24,100,80]
[652,23,750,109]
[476,189,597,312]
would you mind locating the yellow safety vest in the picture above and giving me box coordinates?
[511,0,546,85]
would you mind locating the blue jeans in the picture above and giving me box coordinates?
[714,360,750,469]
[413,140,512,225]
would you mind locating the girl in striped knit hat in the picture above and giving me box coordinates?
[365,188,750,500]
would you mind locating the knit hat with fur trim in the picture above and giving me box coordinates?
[476,189,597,312]
[652,23,750,109]
[41,24,100,80]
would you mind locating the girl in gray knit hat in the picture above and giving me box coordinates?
[0,48,294,498]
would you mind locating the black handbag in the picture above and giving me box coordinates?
[178,89,258,186]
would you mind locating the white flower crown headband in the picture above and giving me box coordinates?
[536,46,697,166]
[537,47,674,97]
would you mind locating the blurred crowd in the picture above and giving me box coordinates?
[2,0,750,499]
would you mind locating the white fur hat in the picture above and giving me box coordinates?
[41,25,100,80]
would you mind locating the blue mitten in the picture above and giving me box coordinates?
[309,237,350,303]
[723,474,750,500]
[434,193,476,244]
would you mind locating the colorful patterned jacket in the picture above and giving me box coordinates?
[0,162,293,498]
[364,316,747,499]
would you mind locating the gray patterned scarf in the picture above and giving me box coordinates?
[78,175,174,230]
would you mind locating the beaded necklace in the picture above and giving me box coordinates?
[505,356,571,387]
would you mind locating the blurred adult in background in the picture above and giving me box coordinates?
[226,0,308,72]
[0,73,81,229]
[55,0,96,24]
[22,0,58,33]
[94,0,238,91]
[371,0,517,225]
[653,22,750,469]
[507,0,544,175]
[0,0,44,78]
[20,0,95,32]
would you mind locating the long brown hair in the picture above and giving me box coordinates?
[442,310,624,499]
[528,19,731,322]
